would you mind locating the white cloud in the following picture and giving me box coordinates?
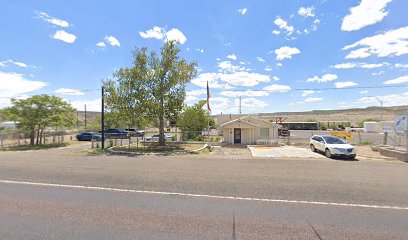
[343,26,408,59]
[360,90,369,94]
[221,90,268,97]
[298,6,315,17]
[218,72,269,86]
[55,88,84,96]
[236,98,268,109]
[272,30,280,35]
[227,54,237,60]
[186,89,207,96]
[263,84,291,92]
[395,63,408,69]
[383,76,408,84]
[196,48,204,53]
[139,26,187,44]
[70,98,101,111]
[274,17,294,35]
[332,62,358,69]
[191,73,232,89]
[185,95,199,105]
[272,76,280,81]
[356,92,408,107]
[218,61,247,73]
[53,30,76,43]
[302,90,315,96]
[36,11,70,28]
[306,73,338,83]
[104,35,120,47]
[276,63,283,67]
[166,28,187,44]
[139,26,164,39]
[332,62,389,69]
[341,0,392,31]
[192,71,270,89]
[1,60,29,68]
[304,97,323,102]
[96,41,106,47]
[274,46,300,60]
[335,81,358,88]
[238,8,247,15]
[360,62,389,68]
[264,66,272,72]
[0,71,47,107]
[256,57,265,62]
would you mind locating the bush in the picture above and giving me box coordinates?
[210,137,221,142]
[182,131,202,141]
[193,135,204,141]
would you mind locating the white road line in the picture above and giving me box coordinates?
[1,179,407,211]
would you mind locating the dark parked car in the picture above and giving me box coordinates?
[92,134,106,141]
[105,128,129,138]
[76,132,96,141]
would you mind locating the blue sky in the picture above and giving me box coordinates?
[0,0,407,113]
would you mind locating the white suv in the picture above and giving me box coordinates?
[310,135,356,159]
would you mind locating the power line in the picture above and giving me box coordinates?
[0,88,101,99]
[1,84,407,100]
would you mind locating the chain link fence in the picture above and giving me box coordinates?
[0,129,76,149]
[285,130,407,148]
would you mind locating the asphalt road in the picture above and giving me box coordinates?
[0,147,407,239]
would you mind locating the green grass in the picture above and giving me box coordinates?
[0,143,70,151]
[358,141,375,145]
[71,148,109,155]
[111,143,202,155]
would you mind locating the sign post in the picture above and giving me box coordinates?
[395,115,408,151]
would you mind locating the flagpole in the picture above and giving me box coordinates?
[207,81,210,142]
[207,83,209,142]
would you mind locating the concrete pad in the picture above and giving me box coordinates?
[248,146,324,158]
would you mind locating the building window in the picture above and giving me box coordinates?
[260,128,269,138]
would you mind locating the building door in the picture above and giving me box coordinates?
[234,128,241,144]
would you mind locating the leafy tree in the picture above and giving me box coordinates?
[178,100,209,132]
[209,118,216,128]
[5,95,76,145]
[103,41,197,145]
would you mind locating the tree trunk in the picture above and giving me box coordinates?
[39,128,44,145]
[159,98,165,146]
[36,128,40,146]
[159,115,165,146]
[30,128,35,146]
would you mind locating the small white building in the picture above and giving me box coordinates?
[219,115,279,145]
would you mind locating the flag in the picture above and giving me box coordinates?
[207,81,211,113]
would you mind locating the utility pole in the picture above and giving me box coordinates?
[101,87,105,149]
[370,96,384,121]
[84,104,87,129]
[239,96,242,115]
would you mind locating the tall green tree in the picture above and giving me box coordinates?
[103,41,197,145]
[178,100,209,132]
[6,95,76,145]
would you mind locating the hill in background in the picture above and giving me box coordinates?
[78,105,408,126]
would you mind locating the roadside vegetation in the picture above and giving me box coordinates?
[0,142,70,151]
[110,143,206,155]
[103,40,197,146]
[2,95,76,146]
